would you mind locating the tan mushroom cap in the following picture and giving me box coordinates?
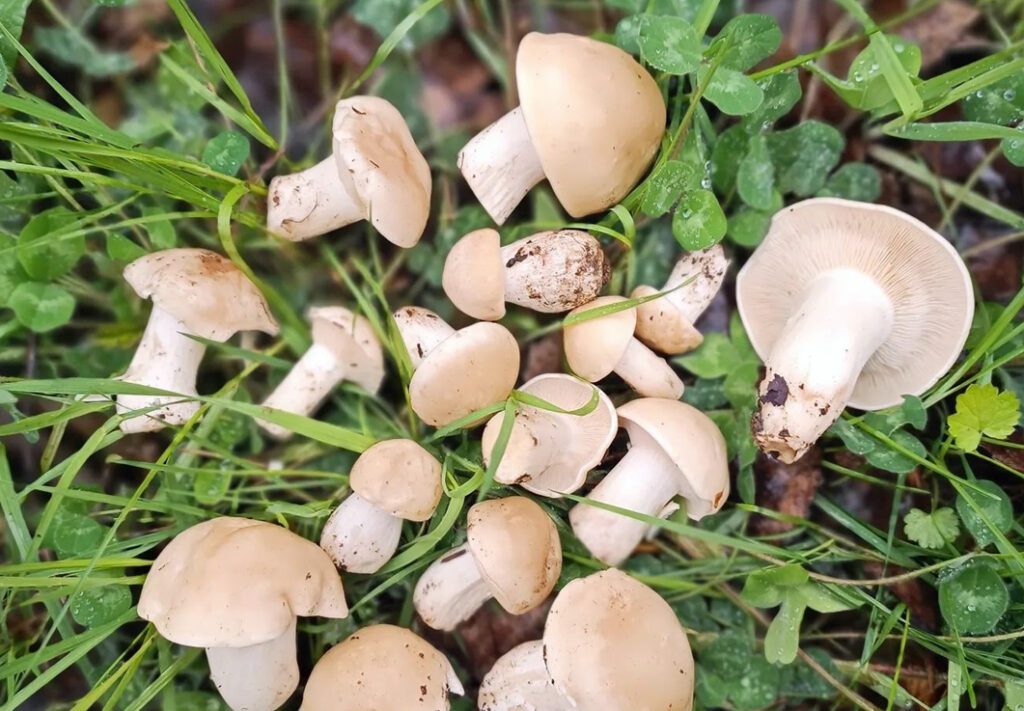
[544,569,694,711]
[124,249,279,341]
[410,322,520,427]
[631,285,703,354]
[308,306,384,393]
[517,33,665,217]
[737,198,975,409]
[137,517,347,648]
[332,96,432,248]
[442,228,505,320]
[349,439,442,521]
[563,296,637,381]
[300,625,463,711]
[468,497,561,614]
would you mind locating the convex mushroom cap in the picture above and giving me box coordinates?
[413,497,561,631]
[481,374,616,497]
[117,249,279,433]
[564,296,684,399]
[442,228,608,320]
[737,198,974,463]
[267,96,431,247]
[320,439,442,574]
[458,32,665,225]
[300,625,463,711]
[393,306,520,426]
[570,398,729,566]
[138,517,347,711]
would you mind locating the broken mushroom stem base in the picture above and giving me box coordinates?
[319,492,403,575]
[613,338,685,399]
[412,543,493,631]
[258,342,350,440]
[266,157,364,241]
[664,245,729,322]
[205,619,298,711]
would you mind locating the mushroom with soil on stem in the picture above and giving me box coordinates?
[413,496,561,632]
[442,228,609,320]
[736,198,974,464]
[257,306,384,440]
[116,249,279,434]
[319,438,442,574]
[392,306,520,427]
[563,296,684,399]
[570,398,730,567]
[458,32,665,225]
[300,624,463,711]
[137,517,347,711]
[481,374,616,497]
[266,96,431,246]
[631,244,730,355]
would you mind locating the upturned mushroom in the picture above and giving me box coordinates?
[393,306,520,426]
[413,497,561,631]
[266,96,431,246]
[117,249,279,433]
[564,296,684,399]
[458,32,665,225]
[570,398,729,566]
[138,517,347,711]
[300,625,463,710]
[481,374,616,497]
[442,228,608,320]
[319,439,442,574]
[632,245,729,355]
[258,306,384,440]
[737,198,974,463]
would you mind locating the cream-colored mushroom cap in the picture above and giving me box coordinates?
[410,322,520,426]
[300,625,463,711]
[737,198,974,409]
[442,228,505,320]
[631,284,703,354]
[544,569,694,711]
[563,296,637,381]
[517,33,665,217]
[349,439,442,521]
[137,517,348,648]
[308,306,384,393]
[468,497,561,614]
[331,96,432,248]
[124,249,279,341]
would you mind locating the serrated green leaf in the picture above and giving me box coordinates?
[637,15,701,75]
[765,122,844,196]
[956,480,1013,548]
[17,208,83,281]
[201,131,249,176]
[672,190,726,250]
[904,507,959,549]
[947,383,1020,451]
[818,162,881,202]
[938,560,1009,634]
[702,66,764,116]
[8,282,76,332]
[737,134,775,209]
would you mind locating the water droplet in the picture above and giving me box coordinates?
[966,603,977,612]
[894,43,905,54]
[761,121,771,131]
[681,209,694,219]
[852,71,864,82]
[701,176,712,189]
[868,62,880,74]
[976,90,985,98]
[1004,89,1017,101]
[1011,140,1022,150]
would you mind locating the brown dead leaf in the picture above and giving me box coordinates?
[752,448,823,534]
[900,0,981,69]
[521,333,564,382]
[863,561,939,630]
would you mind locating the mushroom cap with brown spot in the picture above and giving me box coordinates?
[516,33,665,217]
[736,198,974,409]
[308,306,385,393]
[543,569,694,711]
[300,624,463,711]
[563,296,637,381]
[124,249,279,341]
[467,497,561,614]
[350,439,442,522]
[442,228,505,320]
[410,322,520,427]
[331,96,432,248]
[631,285,703,355]
[137,517,347,649]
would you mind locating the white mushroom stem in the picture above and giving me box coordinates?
[319,493,402,574]
[266,158,364,241]
[754,268,894,463]
[457,107,545,226]
[205,619,298,711]
[258,343,349,440]
[613,338,685,399]
[117,306,204,433]
[664,245,728,321]
[393,310,456,368]
[488,410,563,487]
[413,544,493,631]
[478,641,572,711]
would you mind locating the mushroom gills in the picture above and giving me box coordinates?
[611,338,685,399]
[488,409,563,489]
[478,641,572,711]
[205,619,299,711]
[266,157,365,241]
[258,342,350,439]
[412,543,493,631]
[319,493,403,574]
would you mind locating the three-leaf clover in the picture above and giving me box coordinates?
[947,383,1020,452]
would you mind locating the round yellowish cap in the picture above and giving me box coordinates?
[350,439,442,522]
[442,228,505,320]
[563,296,637,381]
[631,285,703,354]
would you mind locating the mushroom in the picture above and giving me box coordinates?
[300,624,463,710]
[392,306,520,426]
[458,32,665,225]
[413,497,561,631]
[442,228,609,320]
[631,245,730,355]
[570,398,729,566]
[117,249,279,434]
[138,517,347,711]
[258,306,384,440]
[737,198,974,463]
[477,641,571,711]
[481,374,616,497]
[563,296,684,399]
[319,439,442,574]
[266,96,431,247]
